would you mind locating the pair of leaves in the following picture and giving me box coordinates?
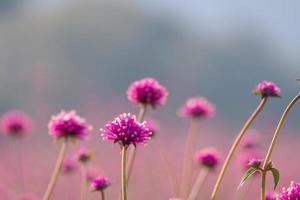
[239,166,280,189]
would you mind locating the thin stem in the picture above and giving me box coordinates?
[180,119,199,199]
[42,138,68,200]
[260,171,267,200]
[101,190,105,200]
[261,93,300,200]
[126,104,147,182]
[187,168,209,200]
[211,97,268,200]
[121,145,127,200]
[80,165,87,200]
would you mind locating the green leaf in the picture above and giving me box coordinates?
[270,168,280,189]
[239,167,260,188]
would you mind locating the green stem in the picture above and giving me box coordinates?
[261,92,300,200]
[211,97,268,200]
[261,170,267,200]
[121,145,127,200]
[42,138,68,200]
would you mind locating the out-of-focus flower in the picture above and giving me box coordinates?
[86,166,98,182]
[127,77,168,108]
[248,158,263,168]
[194,147,221,169]
[145,119,159,139]
[254,81,281,97]
[100,113,151,148]
[266,191,277,200]
[74,147,93,164]
[62,157,77,174]
[48,110,92,140]
[236,150,263,170]
[0,110,32,137]
[179,97,215,119]
[279,181,300,200]
[20,193,39,200]
[91,176,111,191]
[240,130,261,149]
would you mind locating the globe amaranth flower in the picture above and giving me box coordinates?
[62,157,77,174]
[74,147,93,164]
[266,191,278,200]
[91,176,111,191]
[254,81,281,97]
[248,158,263,168]
[240,130,261,149]
[0,110,32,137]
[236,150,262,170]
[194,147,221,169]
[179,97,215,119]
[279,181,300,200]
[48,110,92,140]
[127,77,168,107]
[101,113,152,148]
[20,193,39,200]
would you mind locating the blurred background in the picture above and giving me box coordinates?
[0,0,299,199]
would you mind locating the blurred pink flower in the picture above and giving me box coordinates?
[254,81,281,97]
[62,157,77,174]
[101,113,152,148]
[0,110,32,137]
[127,77,168,108]
[279,181,300,200]
[240,130,261,149]
[179,97,215,119]
[74,147,93,164]
[194,147,221,169]
[91,176,111,191]
[48,110,92,140]
[236,150,263,170]
[265,191,277,200]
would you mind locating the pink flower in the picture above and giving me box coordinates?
[127,77,168,107]
[74,147,93,164]
[254,81,281,97]
[91,176,111,191]
[240,130,261,149]
[0,110,32,137]
[101,113,152,148]
[179,97,215,119]
[236,150,263,170]
[62,157,77,174]
[279,181,300,200]
[48,110,92,140]
[266,191,277,200]
[194,147,221,169]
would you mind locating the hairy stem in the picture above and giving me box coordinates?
[211,97,268,200]
[121,145,127,200]
[187,168,209,200]
[42,138,68,200]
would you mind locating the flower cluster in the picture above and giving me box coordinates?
[194,147,221,169]
[48,110,92,140]
[254,81,281,97]
[101,113,152,148]
[91,176,111,191]
[0,110,32,137]
[127,77,168,107]
[179,97,215,119]
[279,181,300,200]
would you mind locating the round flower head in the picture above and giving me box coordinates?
[62,157,77,174]
[254,81,281,97]
[0,110,32,137]
[194,147,221,169]
[179,97,215,119]
[74,147,93,164]
[91,176,111,191]
[48,110,92,140]
[101,113,152,148]
[20,193,39,200]
[236,150,262,170]
[240,130,261,149]
[266,191,277,200]
[279,181,300,200]
[127,77,168,107]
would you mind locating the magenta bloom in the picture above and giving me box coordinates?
[74,147,93,164]
[179,97,215,118]
[62,157,77,174]
[254,81,281,97]
[266,191,277,200]
[48,110,92,140]
[127,77,168,107]
[101,113,152,148]
[279,182,300,200]
[0,110,32,137]
[194,147,221,169]
[20,193,39,200]
[91,176,111,191]
[240,130,261,149]
[236,150,262,170]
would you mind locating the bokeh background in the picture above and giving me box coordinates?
[0,0,299,199]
